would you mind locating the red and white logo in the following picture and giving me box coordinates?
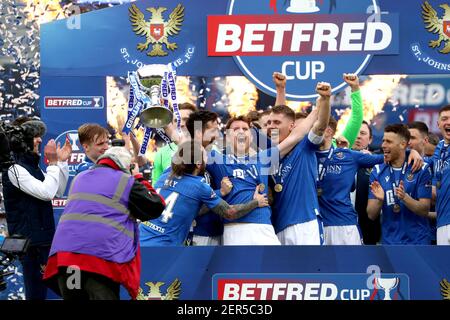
[444,21,450,37]
[150,24,165,41]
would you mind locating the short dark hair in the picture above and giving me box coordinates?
[246,110,260,122]
[260,109,272,117]
[186,111,218,138]
[179,102,197,113]
[295,112,308,120]
[439,104,450,116]
[428,132,440,146]
[225,115,252,130]
[384,124,411,142]
[408,121,429,137]
[361,121,372,139]
[271,105,295,122]
[328,117,337,133]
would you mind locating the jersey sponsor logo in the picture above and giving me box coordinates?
[142,221,166,234]
[233,169,246,179]
[136,278,181,300]
[55,130,85,177]
[411,1,450,71]
[208,0,398,99]
[327,164,342,175]
[44,96,104,109]
[213,273,410,300]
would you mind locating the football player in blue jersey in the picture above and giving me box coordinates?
[206,82,330,245]
[316,119,423,245]
[408,121,437,244]
[267,76,331,245]
[367,124,432,245]
[408,122,431,164]
[316,117,384,245]
[75,123,109,174]
[433,105,450,245]
[139,141,268,246]
[185,110,227,246]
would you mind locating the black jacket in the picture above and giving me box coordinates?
[2,152,55,246]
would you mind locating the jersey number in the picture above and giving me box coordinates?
[159,191,179,223]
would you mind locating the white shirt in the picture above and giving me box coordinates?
[7,161,69,201]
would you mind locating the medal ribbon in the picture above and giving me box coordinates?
[389,161,408,207]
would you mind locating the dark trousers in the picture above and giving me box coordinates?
[19,245,50,300]
[56,268,120,300]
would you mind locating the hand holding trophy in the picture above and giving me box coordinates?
[135,64,174,128]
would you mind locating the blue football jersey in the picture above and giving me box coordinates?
[193,170,224,237]
[433,141,450,228]
[139,171,221,246]
[271,137,320,233]
[369,162,432,244]
[316,148,384,227]
[75,157,94,175]
[206,147,278,225]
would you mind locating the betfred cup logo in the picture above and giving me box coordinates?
[375,277,399,300]
[208,0,398,99]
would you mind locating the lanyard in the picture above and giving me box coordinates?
[436,144,449,185]
[271,163,284,186]
[318,147,334,182]
[389,161,408,204]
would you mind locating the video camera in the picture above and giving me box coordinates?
[0,235,29,292]
[0,120,46,169]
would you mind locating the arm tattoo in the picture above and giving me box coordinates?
[211,199,259,219]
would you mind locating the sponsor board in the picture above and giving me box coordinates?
[213,273,410,300]
[44,96,104,109]
[208,0,398,99]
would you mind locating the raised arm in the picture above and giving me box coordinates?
[273,72,287,106]
[340,74,363,148]
[311,82,332,137]
[277,107,319,158]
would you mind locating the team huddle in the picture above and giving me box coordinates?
[137,73,450,246]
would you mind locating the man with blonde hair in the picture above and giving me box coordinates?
[76,123,109,174]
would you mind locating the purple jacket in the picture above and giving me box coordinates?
[50,167,138,263]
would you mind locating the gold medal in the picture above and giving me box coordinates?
[393,204,401,213]
[274,184,283,192]
[437,181,441,189]
[317,188,323,197]
[258,183,265,192]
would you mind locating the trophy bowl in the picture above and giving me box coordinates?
[136,64,173,128]
[376,277,399,300]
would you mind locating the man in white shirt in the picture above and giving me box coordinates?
[2,119,71,299]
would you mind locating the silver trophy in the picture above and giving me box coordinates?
[376,277,399,300]
[136,64,173,128]
[286,0,320,13]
